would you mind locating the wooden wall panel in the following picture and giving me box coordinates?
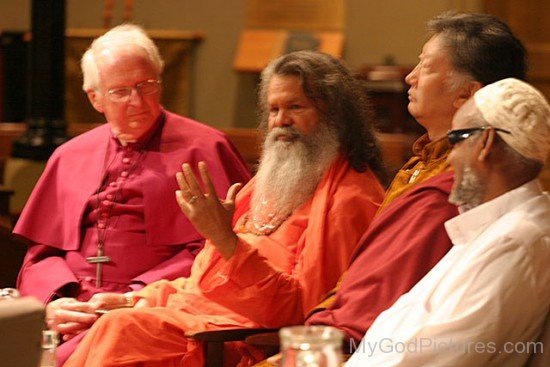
[483,0,550,100]
[483,0,550,187]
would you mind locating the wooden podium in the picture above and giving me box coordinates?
[233,30,344,73]
[234,0,345,72]
[65,29,203,123]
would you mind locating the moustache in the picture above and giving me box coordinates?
[267,127,302,143]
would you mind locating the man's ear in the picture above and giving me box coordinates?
[453,81,483,109]
[477,128,496,162]
[86,89,104,113]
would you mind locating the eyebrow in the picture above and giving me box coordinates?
[420,51,435,60]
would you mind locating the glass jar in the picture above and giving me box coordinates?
[40,330,60,367]
[280,325,344,367]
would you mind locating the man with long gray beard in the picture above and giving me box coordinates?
[346,78,550,367]
[64,50,386,367]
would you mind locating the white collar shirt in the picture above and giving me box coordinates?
[346,179,550,367]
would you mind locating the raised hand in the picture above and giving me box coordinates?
[175,161,242,259]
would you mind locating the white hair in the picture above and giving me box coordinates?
[449,165,485,211]
[444,69,474,93]
[81,24,164,91]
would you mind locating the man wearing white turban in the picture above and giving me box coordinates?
[346,78,550,367]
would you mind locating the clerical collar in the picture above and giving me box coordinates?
[110,111,165,150]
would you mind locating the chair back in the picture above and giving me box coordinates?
[0,297,44,367]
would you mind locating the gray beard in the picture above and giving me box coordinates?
[252,123,340,219]
[449,165,485,211]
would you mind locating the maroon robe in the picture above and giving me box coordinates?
[306,172,458,343]
[14,109,250,301]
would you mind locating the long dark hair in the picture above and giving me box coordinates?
[258,50,387,182]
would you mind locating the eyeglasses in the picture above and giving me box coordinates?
[447,126,511,145]
[106,79,162,103]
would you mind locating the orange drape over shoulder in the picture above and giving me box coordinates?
[380,134,451,210]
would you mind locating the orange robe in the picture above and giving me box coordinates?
[64,155,384,367]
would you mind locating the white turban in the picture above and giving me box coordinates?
[473,78,550,164]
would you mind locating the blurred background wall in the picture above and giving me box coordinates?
[0,0,484,128]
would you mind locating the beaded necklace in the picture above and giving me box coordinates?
[244,195,291,236]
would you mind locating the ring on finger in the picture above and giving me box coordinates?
[188,195,199,204]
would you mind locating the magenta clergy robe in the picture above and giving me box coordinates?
[306,172,458,343]
[14,109,251,303]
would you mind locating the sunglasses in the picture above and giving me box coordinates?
[447,126,511,145]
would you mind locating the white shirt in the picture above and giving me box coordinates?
[346,179,550,367]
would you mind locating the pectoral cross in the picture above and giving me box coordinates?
[86,244,111,288]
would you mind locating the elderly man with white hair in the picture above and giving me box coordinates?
[13,24,251,364]
[346,78,550,367]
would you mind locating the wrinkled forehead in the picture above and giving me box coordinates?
[267,75,307,97]
[421,34,453,65]
[95,44,149,67]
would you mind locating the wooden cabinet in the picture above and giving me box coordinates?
[356,65,424,136]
